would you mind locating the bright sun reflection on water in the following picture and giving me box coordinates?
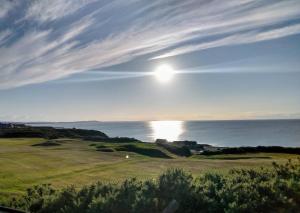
[149,121,184,141]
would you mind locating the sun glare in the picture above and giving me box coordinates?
[150,120,184,141]
[154,64,175,83]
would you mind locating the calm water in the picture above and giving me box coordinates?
[30,120,300,147]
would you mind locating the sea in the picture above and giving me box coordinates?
[29,119,300,147]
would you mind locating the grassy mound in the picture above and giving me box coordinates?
[155,139,192,157]
[114,144,171,159]
[32,141,61,147]
[5,159,300,213]
[96,147,115,152]
[91,142,172,158]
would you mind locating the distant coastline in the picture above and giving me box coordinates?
[24,118,300,124]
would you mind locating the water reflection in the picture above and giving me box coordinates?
[149,121,184,141]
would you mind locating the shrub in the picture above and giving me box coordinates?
[7,159,300,213]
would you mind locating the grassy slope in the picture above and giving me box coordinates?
[0,138,299,203]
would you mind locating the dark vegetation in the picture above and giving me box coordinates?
[207,156,272,160]
[114,144,171,158]
[0,125,108,139]
[5,159,300,213]
[96,147,115,152]
[93,143,171,158]
[0,206,25,213]
[31,141,61,147]
[85,136,141,143]
[93,144,115,152]
[202,146,300,155]
[173,140,197,146]
[173,140,211,151]
[155,139,192,157]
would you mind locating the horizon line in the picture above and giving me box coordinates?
[2,117,300,124]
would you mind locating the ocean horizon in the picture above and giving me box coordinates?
[29,119,300,147]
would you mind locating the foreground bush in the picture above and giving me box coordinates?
[6,159,300,213]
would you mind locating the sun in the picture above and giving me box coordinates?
[154,64,175,83]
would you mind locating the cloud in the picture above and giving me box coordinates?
[0,0,18,18]
[152,24,300,59]
[0,0,300,89]
[24,0,94,22]
[0,29,11,45]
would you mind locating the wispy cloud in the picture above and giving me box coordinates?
[24,0,94,22]
[152,24,300,59]
[0,0,18,18]
[0,0,300,89]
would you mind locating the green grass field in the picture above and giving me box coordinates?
[0,138,299,204]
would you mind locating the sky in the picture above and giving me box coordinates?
[0,0,300,122]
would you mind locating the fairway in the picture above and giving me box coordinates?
[0,138,298,203]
